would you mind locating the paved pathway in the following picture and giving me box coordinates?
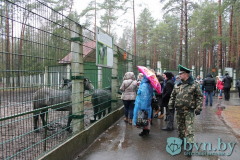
[76,93,240,160]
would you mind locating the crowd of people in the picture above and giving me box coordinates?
[120,64,237,156]
[196,72,234,102]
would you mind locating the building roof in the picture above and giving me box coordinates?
[58,41,96,64]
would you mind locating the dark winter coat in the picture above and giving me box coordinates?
[236,79,240,88]
[154,74,164,96]
[202,73,216,92]
[161,78,174,107]
[222,75,233,89]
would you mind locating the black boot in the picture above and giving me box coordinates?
[139,129,149,136]
[164,115,169,121]
[145,129,149,135]
[161,126,173,131]
[139,130,145,136]
[162,111,173,131]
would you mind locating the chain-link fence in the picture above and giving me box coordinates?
[0,0,197,159]
[0,1,132,159]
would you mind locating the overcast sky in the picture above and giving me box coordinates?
[73,0,165,37]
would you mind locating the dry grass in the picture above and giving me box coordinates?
[222,106,240,136]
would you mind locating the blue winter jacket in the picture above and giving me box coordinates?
[133,75,153,125]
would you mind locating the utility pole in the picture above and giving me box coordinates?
[133,0,137,66]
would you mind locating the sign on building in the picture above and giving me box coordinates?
[224,67,233,77]
[96,27,113,68]
[123,52,127,59]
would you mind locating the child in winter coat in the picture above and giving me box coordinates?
[216,76,224,99]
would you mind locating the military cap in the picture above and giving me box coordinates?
[178,64,192,74]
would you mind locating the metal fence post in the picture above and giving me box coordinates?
[71,24,84,133]
[111,45,118,111]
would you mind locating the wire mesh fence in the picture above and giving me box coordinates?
[0,0,206,158]
[0,0,175,159]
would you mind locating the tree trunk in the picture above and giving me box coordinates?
[227,5,233,67]
[167,50,169,69]
[106,0,111,34]
[218,0,222,74]
[18,10,30,86]
[208,48,211,72]
[211,43,214,72]
[6,4,10,87]
[231,18,235,68]
[237,17,240,72]
[179,0,183,65]
[208,19,212,72]
[69,0,74,50]
[224,41,227,67]
[188,30,191,69]
[153,43,156,68]
[95,0,96,40]
[194,49,197,75]
[12,8,14,88]
[184,0,188,67]
[203,35,206,73]
[133,0,137,66]
[199,38,202,72]
[174,39,177,69]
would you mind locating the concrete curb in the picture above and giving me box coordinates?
[39,106,124,160]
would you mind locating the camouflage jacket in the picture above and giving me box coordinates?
[168,75,203,111]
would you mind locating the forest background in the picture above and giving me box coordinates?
[1,0,240,78]
[79,0,240,77]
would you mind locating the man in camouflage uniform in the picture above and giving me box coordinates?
[168,64,203,153]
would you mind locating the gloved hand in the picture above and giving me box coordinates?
[195,110,201,116]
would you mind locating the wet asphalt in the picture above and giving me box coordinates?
[76,93,240,160]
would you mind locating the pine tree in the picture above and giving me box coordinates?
[136,8,156,57]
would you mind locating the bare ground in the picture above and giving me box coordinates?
[221,106,240,137]
[0,88,97,160]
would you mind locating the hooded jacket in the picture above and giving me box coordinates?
[120,72,138,100]
[216,79,224,90]
[133,75,153,125]
[202,73,216,92]
[222,75,233,89]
